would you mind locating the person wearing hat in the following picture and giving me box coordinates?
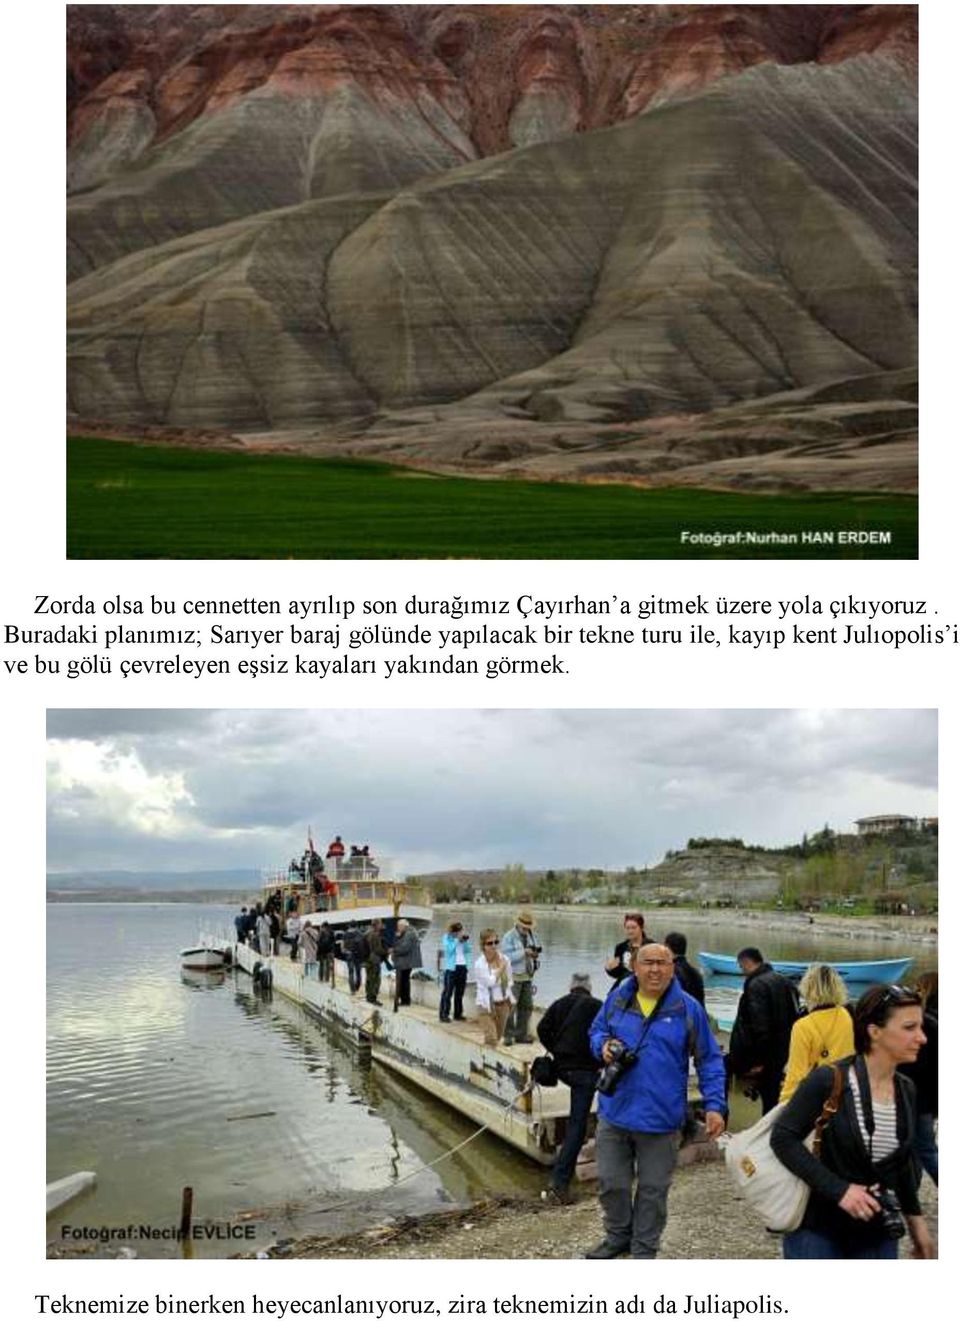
[501,910,543,1044]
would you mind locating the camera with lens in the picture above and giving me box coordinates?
[459,932,470,942]
[872,1186,906,1240]
[597,1039,638,1096]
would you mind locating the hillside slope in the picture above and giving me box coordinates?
[67,5,918,492]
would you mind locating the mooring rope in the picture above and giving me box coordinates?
[297,1081,537,1222]
[240,976,548,1239]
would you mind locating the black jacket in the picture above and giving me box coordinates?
[771,1056,921,1250]
[674,956,705,1006]
[606,935,653,982]
[537,987,603,1072]
[728,963,799,1075]
[898,1011,937,1116]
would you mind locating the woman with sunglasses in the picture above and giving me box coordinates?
[771,984,935,1259]
[474,928,514,1046]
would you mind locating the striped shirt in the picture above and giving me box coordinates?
[849,1069,899,1160]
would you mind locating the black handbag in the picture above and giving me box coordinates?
[530,1054,559,1087]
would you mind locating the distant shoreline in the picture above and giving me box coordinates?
[434,900,939,948]
[46,890,246,905]
[45,892,938,948]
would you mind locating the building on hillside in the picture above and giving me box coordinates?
[854,814,918,836]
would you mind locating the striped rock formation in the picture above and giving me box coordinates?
[67,5,918,491]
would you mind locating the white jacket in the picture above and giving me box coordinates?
[473,954,514,1010]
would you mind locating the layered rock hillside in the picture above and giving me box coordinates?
[644,846,793,903]
[67,5,918,491]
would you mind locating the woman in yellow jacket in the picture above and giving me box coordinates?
[779,964,854,1102]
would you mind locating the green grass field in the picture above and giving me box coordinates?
[67,437,918,559]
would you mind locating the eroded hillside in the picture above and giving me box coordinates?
[67,5,918,492]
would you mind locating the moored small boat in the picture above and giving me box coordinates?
[180,943,228,971]
[698,951,914,983]
[47,1170,96,1214]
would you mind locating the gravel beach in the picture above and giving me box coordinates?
[275,1162,938,1261]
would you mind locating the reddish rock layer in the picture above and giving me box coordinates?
[68,4,918,163]
[818,4,919,63]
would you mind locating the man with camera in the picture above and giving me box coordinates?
[586,944,726,1259]
[501,910,542,1045]
[438,920,471,1022]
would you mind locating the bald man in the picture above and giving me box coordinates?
[586,944,726,1259]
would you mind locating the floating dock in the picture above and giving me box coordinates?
[233,943,573,1165]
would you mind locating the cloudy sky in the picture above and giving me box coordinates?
[46,709,937,876]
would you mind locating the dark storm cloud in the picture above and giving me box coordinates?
[47,709,216,740]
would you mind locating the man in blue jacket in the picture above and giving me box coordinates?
[586,944,726,1259]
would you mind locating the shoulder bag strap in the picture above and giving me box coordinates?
[811,1063,845,1159]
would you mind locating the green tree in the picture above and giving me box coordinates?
[500,863,527,902]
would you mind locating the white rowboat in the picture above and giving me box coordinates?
[47,1170,97,1214]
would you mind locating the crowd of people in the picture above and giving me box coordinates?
[231,901,938,1261]
[234,893,424,1009]
[462,912,936,1262]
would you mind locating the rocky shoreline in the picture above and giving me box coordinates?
[253,1162,939,1261]
[46,1160,939,1261]
[440,902,938,948]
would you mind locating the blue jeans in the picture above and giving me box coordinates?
[551,1069,597,1191]
[914,1112,938,1185]
[439,966,467,1020]
[783,1228,897,1260]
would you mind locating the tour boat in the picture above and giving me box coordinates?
[258,836,432,937]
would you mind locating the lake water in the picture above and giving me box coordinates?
[424,905,936,1025]
[47,901,934,1257]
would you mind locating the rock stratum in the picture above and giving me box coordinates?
[67,5,918,491]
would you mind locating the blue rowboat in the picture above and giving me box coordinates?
[697,952,914,983]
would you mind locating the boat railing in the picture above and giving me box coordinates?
[327,879,432,909]
[265,856,400,886]
[259,870,432,916]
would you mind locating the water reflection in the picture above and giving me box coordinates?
[181,969,226,991]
